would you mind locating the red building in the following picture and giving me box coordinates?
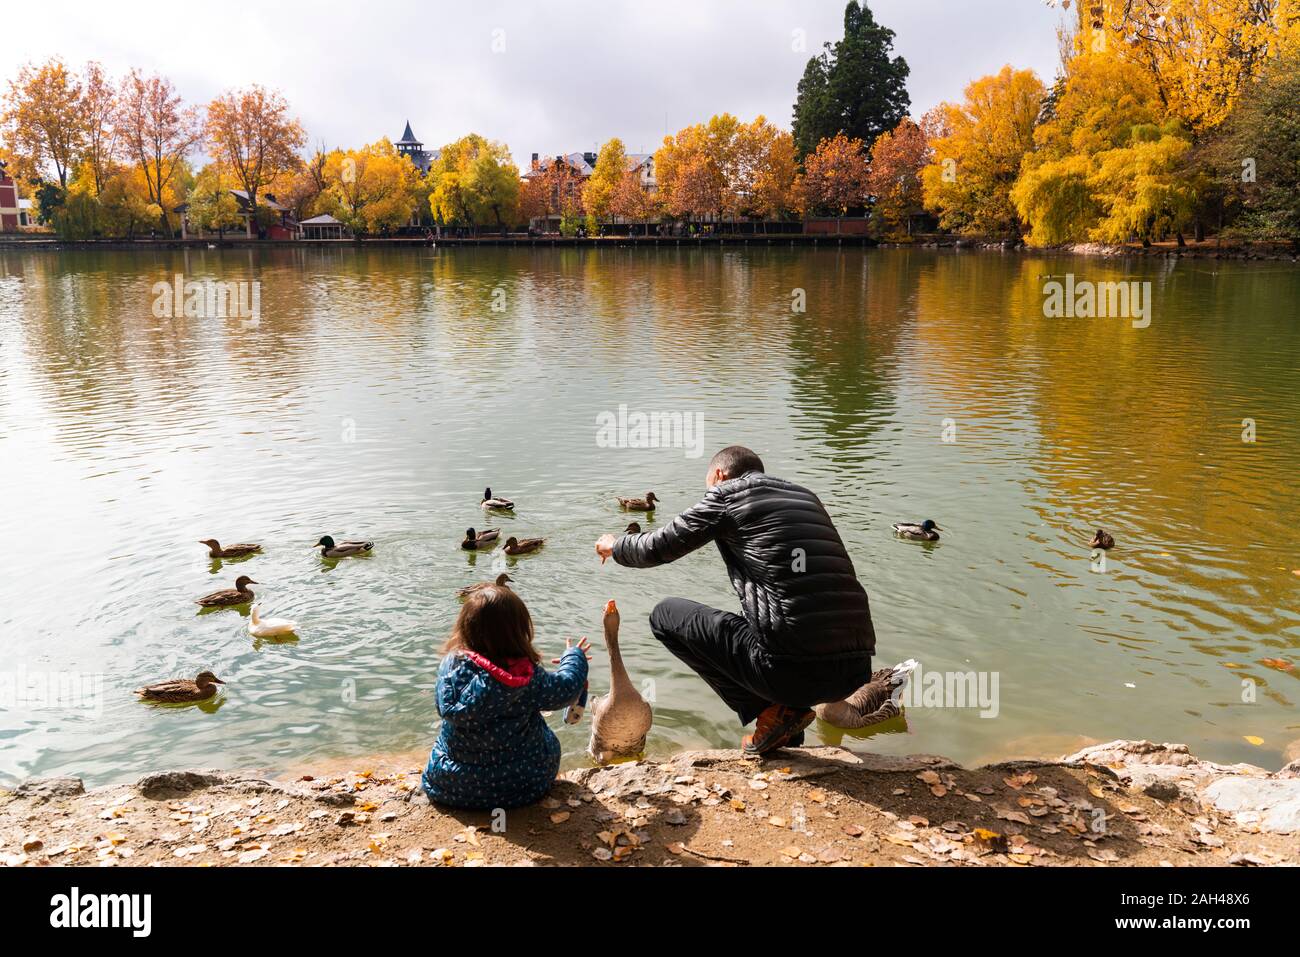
[0,161,21,232]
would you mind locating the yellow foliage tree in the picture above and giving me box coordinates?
[322,139,420,234]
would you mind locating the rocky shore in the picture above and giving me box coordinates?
[2,740,1296,868]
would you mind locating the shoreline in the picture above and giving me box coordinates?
[4,740,1296,867]
[1,234,1296,261]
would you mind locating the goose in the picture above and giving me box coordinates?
[461,527,500,550]
[588,599,653,764]
[893,520,941,541]
[617,492,659,511]
[248,603,299,638]
[196,575,257,607]
[313,535,373,558]
[481,487,515,510]
[198,538,262,559]
[457,573,512,599]
[815,659,919,729]
[503,536,545,556]
[1089,528,1115,550]
[135,671,225,703]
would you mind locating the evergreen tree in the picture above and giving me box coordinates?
[791,1,910,159]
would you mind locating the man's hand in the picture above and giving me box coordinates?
[595,534,617,564]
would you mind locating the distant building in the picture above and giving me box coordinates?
[524,150,657,192]
[230,190,299,240]
[395,121,438,174]
[0,161,21,232]
[301,214,348,240]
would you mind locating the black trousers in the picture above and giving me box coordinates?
[649,597,874,726]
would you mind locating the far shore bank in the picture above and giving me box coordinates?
[4,740,1296,868]
[1,233,1296,262]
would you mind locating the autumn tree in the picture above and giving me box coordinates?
[187,165,243,238]
[117,70,200,231]
[205,85,306,236]
[322,139,420,234]
[791,0,910,158]
[609,168,662,234]
[81,62,118,194]
[428,134,519,229]
[1,58,84,188]
[798,133,871,231]
[921,66,1045,235]
[866,117,929,237]
[750,126,798,227]
[583,137,628,229]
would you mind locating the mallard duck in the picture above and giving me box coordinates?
[314,535,373,558]
[248,603,299,638]
[198,539,261,559]
[589,600,653,763]
[623,522,642,535]
[617,492,659,511]
[1089,528,1115,550]
[815,659,918,729]
[457,573,513,598]
[135,671,225,703]
[481,487,515,510]
[893,520,941,541]
[461,527,500,550]
[196,575,257,607]
[503,536,545,556]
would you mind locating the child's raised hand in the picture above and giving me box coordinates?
[552,637,593,663]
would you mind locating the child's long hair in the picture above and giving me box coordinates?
[442,586,541,665]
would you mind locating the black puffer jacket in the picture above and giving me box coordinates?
[613,472,875,661]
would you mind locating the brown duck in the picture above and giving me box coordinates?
[457,573,512,598]
[199,539,262,559]
[135,671,225,703]
[196,575,257,607]
[617,492,659,511]
[623,522,642,535]
[1089,528,1115,550]
[503,536,545,556]
[814,660,918,729]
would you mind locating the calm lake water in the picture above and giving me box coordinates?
[1,245,1297,787]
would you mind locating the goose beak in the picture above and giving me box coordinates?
[604,599,618,615]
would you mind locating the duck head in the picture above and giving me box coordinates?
[624,522,641,535]
[495,573,513,585]
[465,527,477,540]
[644,492,659,506]
[315,536,335,551]
[199,538,221,553]
[195,671,225,687]
[234,575,258,591]
[483,487,493,500]
[921,520,941,532]
[504,537,519,548]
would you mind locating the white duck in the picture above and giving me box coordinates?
[588,599,653,764]
[248,603,299,638]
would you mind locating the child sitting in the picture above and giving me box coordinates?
[422,585,590,809]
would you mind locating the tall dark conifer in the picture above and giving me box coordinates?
[792,1,911,159]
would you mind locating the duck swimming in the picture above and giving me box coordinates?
[503,536,545,556]
[589,599,653,764]
[461,527,500,550]
[248,603,299,638]
[457,573,512,598]
[1089,528,1115,550]
[481,487,515,510]
[815,659,919,729]
[893,520,941,541]
[314,535,373,558]
[198,539,262,559]
[617,492,658,511]
[135,671,225,703]
[196,575,257,607]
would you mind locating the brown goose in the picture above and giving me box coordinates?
[198,539,262,559]
[457,573,512,598]
[815,659,918,729]
[196,575,257,607]
[589,600,653,764]
[135,671,225,703]
[503,536,545,556]
[617,492,659,511]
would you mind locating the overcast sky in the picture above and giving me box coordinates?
[2,0,1065,164]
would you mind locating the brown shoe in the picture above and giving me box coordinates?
[742,704,816,756]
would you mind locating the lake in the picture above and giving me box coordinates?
[1,244,1297,787]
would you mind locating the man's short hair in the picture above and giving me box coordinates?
[708,445,764,478]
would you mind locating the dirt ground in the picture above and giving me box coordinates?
[2,743,1295,867]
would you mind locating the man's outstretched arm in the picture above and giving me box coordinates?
[597,489,728,568]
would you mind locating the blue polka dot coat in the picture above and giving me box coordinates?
[422,647,588,810]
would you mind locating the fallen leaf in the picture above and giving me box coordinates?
[238,848,268,864]
[1243,735,1265,746]
[549,812,571,825]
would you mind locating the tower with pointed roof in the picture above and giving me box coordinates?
[395,121,434,174]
